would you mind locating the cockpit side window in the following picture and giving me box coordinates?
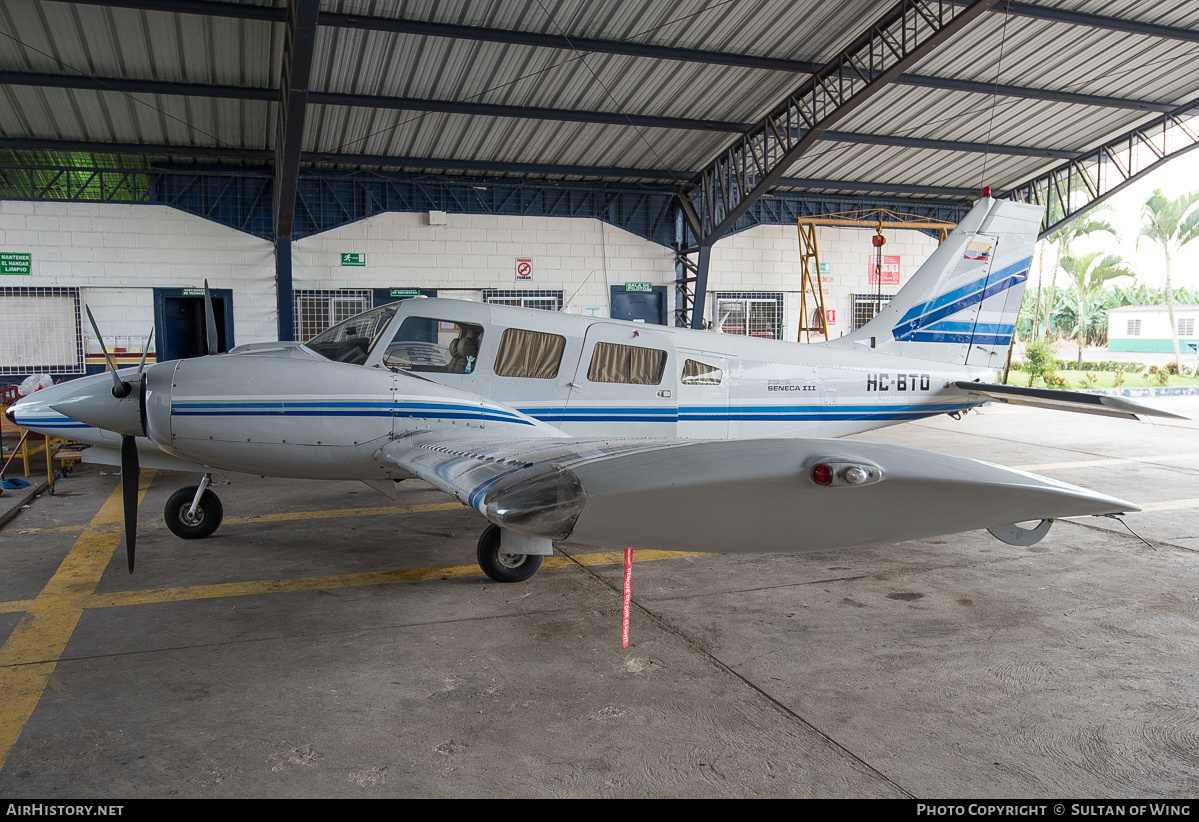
[382,317,485,373]
[587,342,666,385]
[493,328,566,379]
[306,303,398,364]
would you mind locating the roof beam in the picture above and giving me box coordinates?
[274,0,319,240]
[0,71,1079,159]
[0,137,993,200]
[56,1,1176,113]
[996,1,1199,44]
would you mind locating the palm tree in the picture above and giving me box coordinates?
[1037,212,1117,341]
[1055,251,1134,368]
[1138,189,1199,364]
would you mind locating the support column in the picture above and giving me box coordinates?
[276,236,294,341]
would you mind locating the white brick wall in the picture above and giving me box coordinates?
[1,200,940,357]
[0,201,276,353]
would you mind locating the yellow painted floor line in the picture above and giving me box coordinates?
[0,470,155,773]
[1015,452,1199,471]
[83,550,705,609]
[9,500,466,535]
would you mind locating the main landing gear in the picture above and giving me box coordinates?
[476,524,542,583]
[164,473,224,539]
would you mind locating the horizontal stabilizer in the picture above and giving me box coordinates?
[383,433,1138,554]
[952,381,1187,420]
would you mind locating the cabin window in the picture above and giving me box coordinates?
[382,317,485,373]
[681,359,723,385]
[493,328,566,379]
[1127,319,1141,336]
[1179,318,1194,336]
[587,342,666,385]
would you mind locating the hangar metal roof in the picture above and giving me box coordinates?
[1,0,1198,229]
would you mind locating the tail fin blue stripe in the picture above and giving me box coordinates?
[892,257,1030,341]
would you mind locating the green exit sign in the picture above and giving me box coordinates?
[624,282,653,292]
[1,252,31,275]
[341,253,366,266]
[389,288,421,298]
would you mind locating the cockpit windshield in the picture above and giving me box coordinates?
[305,303,399,364]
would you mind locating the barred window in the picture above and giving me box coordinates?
[1179,318,1194,336]
[484,290,563,311]
[714,294,783,339]
[295,290,373,340]
[853,293,894,330]
[1127,319,1141,336]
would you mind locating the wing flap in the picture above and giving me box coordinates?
[952,381,1186,420]
[381,433,1137,553]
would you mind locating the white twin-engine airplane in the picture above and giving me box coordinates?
[7,197,1181,581]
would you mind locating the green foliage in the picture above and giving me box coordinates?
[1140,189,1199,255]
[1055,250,1134,366]
[1010,358,1145,373]
[0,150,150,201]
[1022,338,1058,386]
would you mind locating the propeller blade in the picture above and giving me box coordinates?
[120,434,140,573]
[85,305,129,398]
[203,280,219,356]
[138,327,154,374]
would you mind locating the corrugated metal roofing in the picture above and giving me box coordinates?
[1,0,1198,198]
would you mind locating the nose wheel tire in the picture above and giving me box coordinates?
[164,486,224,539]
[477,524,543,583]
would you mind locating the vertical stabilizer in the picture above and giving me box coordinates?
[828,198,1041,368]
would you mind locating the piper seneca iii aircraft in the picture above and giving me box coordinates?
[7,197,1182,580]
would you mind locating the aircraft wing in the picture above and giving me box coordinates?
[378,431,1137,553]
[951,381,1187,420]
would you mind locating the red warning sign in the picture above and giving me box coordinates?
[515,258,533,281]
[868,255,900,285]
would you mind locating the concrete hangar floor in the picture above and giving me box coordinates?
[1,398,1197,798]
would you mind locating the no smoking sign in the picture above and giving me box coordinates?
[515,258,533,281]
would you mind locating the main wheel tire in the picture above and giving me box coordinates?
[476,524,543,583]
[164,486,224,539]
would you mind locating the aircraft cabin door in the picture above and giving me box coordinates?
[565,323,677,437]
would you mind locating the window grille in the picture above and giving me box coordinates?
[0,287,84,376]
[294,290,373,341]
[1179,318,1194,336]
[712,293,783,339]
[852,293,894,331]
[483,290,563,311]
[1127,319,1141,336]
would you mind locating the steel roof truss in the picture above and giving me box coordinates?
[680,0,999,243]
[1005,99,1199,236]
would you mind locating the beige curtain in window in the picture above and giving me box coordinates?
[494,328,566,379]
[588,342,665,384]
[682,359,722,385]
